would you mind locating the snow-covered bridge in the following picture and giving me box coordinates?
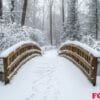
[0,49,100,100]
[0,41,100,100]
[0,41,42,84]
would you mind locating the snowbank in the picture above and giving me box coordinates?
[0,41,40,58]
[61,40,100,57]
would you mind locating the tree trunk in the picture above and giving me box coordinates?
[21,0,28,26]
[33,0,36,27]
[62,0,65,28]
[96,0,98,39]
[48,0,53,45]
[50,4,53,45]
[0,0,2,18]
[42,0,45,31]
[11,0,15,23]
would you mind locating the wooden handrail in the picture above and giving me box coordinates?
[0,42,42,84]
[59,44,97,86]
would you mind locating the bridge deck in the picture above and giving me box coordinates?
[0,50,100,100]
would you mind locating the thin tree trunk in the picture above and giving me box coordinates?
[49,0,54,45]
[42,0,45,31]
[96,0,98,39]
[50,4,53,45]
[33,0,36,28]
[62,0,65,28]
[21,0,28,26]
[11,0,15,23]
[0,0,2,18]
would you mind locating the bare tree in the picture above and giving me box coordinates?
[48,0,54,45]
[11,0,15,23]
[33,0,36,27]
[0,0,2,18]
[42,0,45,31]
[21,0,28,26]
[62,0,65,31]
[96,0,98,39]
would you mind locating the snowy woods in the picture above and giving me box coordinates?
[0,1,100,100]
[0,0,100,51]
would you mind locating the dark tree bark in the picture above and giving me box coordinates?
[50,3,53,45]
[0,0,2,18]
[62,0,66,32]
[62,0,65,28]
[96,0,98,39]
[11,0,15,22]
[48,0,53,45]
[21,0,28,26]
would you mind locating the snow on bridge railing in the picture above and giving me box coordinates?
[59,41,100,57]
[58,41,100,86]
[0,41,42,84]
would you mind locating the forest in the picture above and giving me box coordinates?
[0,0,100,51]
[0,1,100,100]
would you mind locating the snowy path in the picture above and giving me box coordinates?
[0,49,100,100]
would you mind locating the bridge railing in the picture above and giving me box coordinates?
[59,43,97,86]
[0,41,42,84]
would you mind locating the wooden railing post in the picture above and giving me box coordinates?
[3,58,9,84]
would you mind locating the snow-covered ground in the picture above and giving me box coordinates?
[0,49,100,100]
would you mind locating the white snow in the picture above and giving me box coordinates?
[0,49,99,100]
[0,41,40,58]
[61,40,100,57]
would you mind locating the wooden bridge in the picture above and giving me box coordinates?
[0,41,98,86]
[0,41,42,84]
[58,42,97,86]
